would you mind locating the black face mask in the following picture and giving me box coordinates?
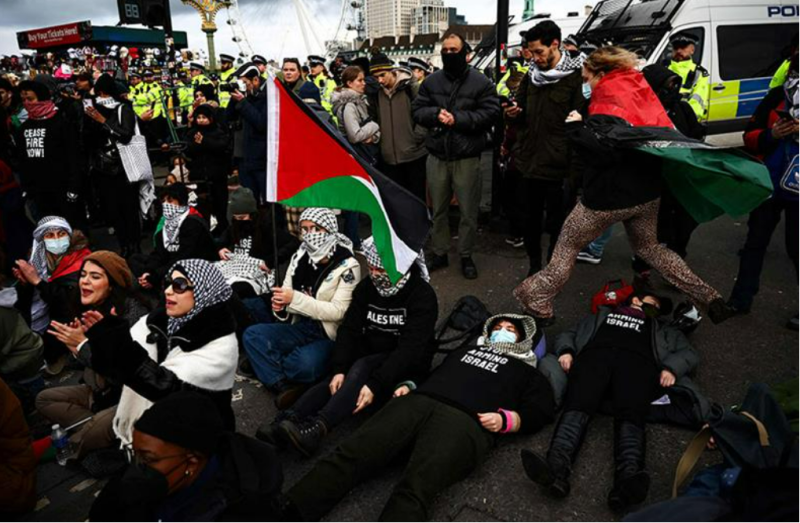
[642,303,661,319]
[442,48,468,77]
[118,458,188,507]
[233,219,255,239]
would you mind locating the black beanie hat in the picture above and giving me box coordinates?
[369,53,394,74]
[193,103,217,122]
[228,187,257,216]
[134,391,224,454]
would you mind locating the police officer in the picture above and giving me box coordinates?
[408,57,433,84]
[497,34,532,98]
[668,33,710,121]
[252,54,269,81]
[175,69,194,122]
[218,53,237,108]
[307,55,337,114]
[128,72,149,118]
[190,61,213,87]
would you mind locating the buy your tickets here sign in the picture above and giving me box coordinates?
[17,22,91,50]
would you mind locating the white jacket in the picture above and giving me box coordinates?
[112,316,238,447]
[280,250,361,340]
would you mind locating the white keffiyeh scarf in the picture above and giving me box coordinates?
[529,49,586,87]
[298,208,353,267]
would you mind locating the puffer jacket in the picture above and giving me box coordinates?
[331,88,380,145]
[412,67,501,161]
[511,68,584,181]
[279,247,361,341]
[554,307,712,427]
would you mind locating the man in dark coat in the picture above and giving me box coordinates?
[226,64,267,201]
[412,33,501,280]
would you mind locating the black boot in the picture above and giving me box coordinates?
[607,419,649,512]
[708,297,736,325]
[255,410,298,447]
[521,410,590,498]
[279,416,328,457]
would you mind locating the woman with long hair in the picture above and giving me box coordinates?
[514,47,734,325]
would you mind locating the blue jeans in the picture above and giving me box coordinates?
[243,296,274,324]
[586,226,614,257]
[243,320,333,387]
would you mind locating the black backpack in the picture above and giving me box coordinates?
[434,296,492,354]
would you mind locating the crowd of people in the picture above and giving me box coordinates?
[0,18,797,522]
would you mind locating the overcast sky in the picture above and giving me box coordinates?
[1,0,593,60]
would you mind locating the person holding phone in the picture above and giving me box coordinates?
[728,52,799,329]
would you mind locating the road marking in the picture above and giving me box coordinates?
[70,478,97,493]
[35,497,50,511]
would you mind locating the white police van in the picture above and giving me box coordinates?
[576,0,799,134]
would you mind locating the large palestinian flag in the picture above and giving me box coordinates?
[265,77,431,282]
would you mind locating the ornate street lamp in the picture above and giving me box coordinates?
[181,0,231,71]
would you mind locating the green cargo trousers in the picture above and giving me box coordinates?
[426,156,482,258]
[288,394,494,521]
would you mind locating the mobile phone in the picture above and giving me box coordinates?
[776,109,796,121]
[82,99,93,109]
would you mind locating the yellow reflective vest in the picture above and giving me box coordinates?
[770,59,791,90]
[497,62,530,97]
[218,67,237,108]
[311,73,337,114]
[192,74,213,87]
[141,82,165,119]
[669,59,710,120]
[129,83,150,117]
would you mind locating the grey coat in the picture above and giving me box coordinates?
[553,308,713,427]
[331,88,381,145]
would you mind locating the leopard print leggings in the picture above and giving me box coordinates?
[514,199,722,318]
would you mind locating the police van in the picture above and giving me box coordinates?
[576,0,799,134]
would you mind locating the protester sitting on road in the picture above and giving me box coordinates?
[186,104,231,232]
[255,236,437,456]
[79,259,238,448]
[242,208,360,410]
[0,292,44,412]
[128,183,216,291]
[521,293,707,512]
[331,65,381,165]
[216,187,298,300]
[728,53,799,330]
[35,251,148,460]
[284,313,557,522]
[514,46,734,326]
[0,377,37,516]
[13,215,90,375]
[90,391,284,522]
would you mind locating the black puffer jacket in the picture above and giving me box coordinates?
[412,67,500,161]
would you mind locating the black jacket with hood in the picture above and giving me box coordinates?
[186,105,231,184]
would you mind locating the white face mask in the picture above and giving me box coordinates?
[95,96,118,109]
[490,328,518,344]
[582,82,593,99]
[44,236,70,255]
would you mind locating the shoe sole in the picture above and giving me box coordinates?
[576,255,601,265]
[520,449,554,486]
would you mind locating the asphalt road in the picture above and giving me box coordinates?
[23,210,797,522]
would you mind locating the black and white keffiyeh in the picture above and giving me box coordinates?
[478,314,539,368]
[362,236,428,298]
[216,237,274,295]
[167,259,233,335]
[529,49,586,87]
[298,208,353,267]
[162,203,190,253]
[30,215,72,279]
[785,73,799,121]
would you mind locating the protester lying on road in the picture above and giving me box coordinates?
[242,207,360,410]
[256,236,437,456]
[521,292,710,512]
[284,313,558,522]
[90,391,284,522]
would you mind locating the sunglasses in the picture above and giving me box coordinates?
[164,276,195,294]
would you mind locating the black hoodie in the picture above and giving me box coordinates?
[14,108,80,194]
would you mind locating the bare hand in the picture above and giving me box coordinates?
[438,109,455,126]
[566,110,583,123]
[231,90,245,102]
[259,262,270,273]
[48,319,87,354]
[15,260,41,286]
[138,273,153,289]
[271,287,294,308]
[393,385,411,398]
[353,385,374,414]
[329,374,345,395]
[85,106,106,124]
[219,248,232,261]
[194,132,203,144]
[504,104,522,118]
[559,353,574,373]
[81,310,105,330]
[12,267,29,286]
[772,118,799,140]
[660,369,677,388]
[478,412,503,433]
[140,109,154,121]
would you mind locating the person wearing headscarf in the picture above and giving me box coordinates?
[90,391,284,522]
[35,251,149,459]
[83,73,141,257]
[13,216,90,374]
[185,103,231,231]
[129,183,216,291]
[81,259,238,448]
[284,314,559,522]
[242,208,361,410]
[14,79,80,222]
[255,237,437,457]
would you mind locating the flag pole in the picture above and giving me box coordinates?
[270,203,281,287]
